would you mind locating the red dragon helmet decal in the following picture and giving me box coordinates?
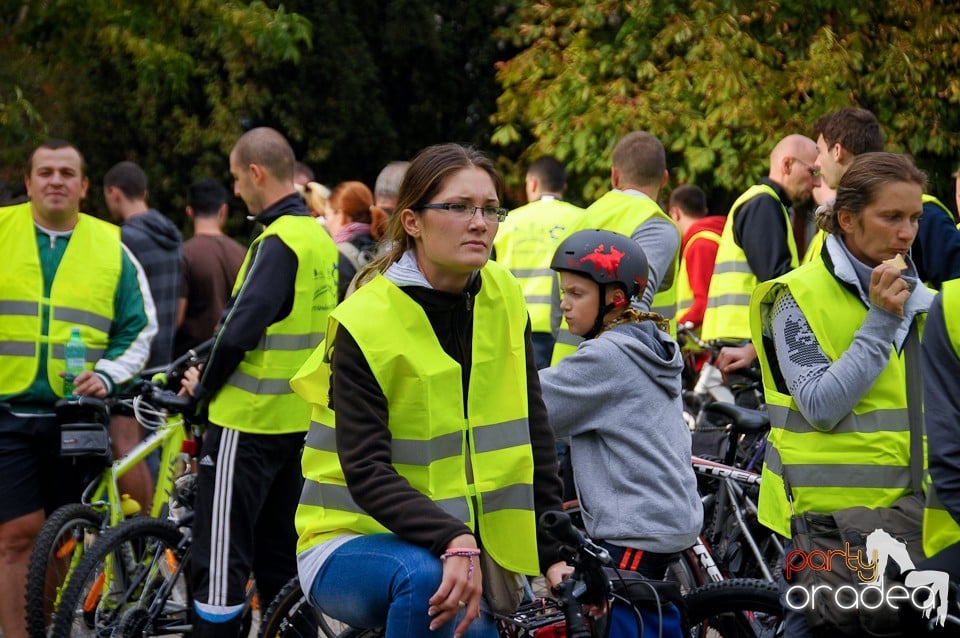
[551,229,649,299]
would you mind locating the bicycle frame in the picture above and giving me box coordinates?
[82,413,189,526]
[692,455,784,583]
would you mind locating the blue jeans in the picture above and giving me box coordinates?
[308,534,499,638]
[531,332,554,370]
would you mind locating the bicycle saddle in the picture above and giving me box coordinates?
[703,402,769,434]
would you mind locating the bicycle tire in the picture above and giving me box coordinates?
[258,575,376,638]
[683,578,782,637]
[26,502,104,638]
[50,516,189,637]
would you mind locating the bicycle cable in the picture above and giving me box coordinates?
[131,395,181,431]
[606,566,664,638]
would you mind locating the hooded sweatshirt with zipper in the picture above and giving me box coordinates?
[539,319,702,553]
[121,208,182,368]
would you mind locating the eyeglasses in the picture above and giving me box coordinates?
[420,202,508,222]
[790,157,821,178]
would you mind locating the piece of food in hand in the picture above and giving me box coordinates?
[882,254,907,271]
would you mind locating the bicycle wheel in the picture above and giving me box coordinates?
[665,548,705,594]
[26,502,104,638]
[258,575,379,638]
[683,578,782,638]
[50,516,190,637]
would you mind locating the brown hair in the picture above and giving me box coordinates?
[27,139,86,177]
[358,144,501,284]
[612,131,665,187]
[813,108,884,155]
[816,152,927,235]
[668,184,708,218]
[329,181,388,240]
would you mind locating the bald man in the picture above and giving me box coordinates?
[701,134,820,342]
[183,127,339,637]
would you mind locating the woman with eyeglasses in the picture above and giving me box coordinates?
[291,143,567,637]
[750,152,934,636]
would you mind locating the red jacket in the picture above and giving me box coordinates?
[678,215,727,328]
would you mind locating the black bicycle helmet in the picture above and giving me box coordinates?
[551,229,649,297]
[551,229,650,338]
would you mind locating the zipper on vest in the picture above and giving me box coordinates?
[464,291,473,312]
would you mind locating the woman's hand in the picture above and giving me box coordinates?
[869,263,910,317]
[428,534,482,637]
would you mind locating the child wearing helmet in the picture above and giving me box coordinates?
[539,229,702,579]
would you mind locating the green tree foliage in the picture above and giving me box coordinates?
[0,0,311,224]
[275,0,509,190]
[0,0,512,224]
[493,0,960,206]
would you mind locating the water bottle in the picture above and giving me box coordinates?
[63,327,86,398]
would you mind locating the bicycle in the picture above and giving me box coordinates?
[45,382,264,637]
[257,511,782,638]
[561,455,780,594]
[25,342,208,638]
[47,490,196,637]
[676,324,764,430]
[691,455,783,585]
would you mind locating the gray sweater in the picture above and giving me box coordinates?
[539,320,702,553]
[768,234,933,430]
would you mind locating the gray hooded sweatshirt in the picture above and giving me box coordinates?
[121,209,182,368]
[539,320,702,553]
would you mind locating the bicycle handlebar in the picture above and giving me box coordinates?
[168,337,214,373]
[141,385,195,414]
[539,510,613,638]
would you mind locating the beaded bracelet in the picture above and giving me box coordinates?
[441,548,482,581]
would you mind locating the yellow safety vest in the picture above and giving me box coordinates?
[702,184,799,342]
[0,203,121,397]
[493,197,583,334]
[923,278,960,556]
[802,229,826,264]
[676,227,722,327]
[208,215,338,434]
[751,257,924,538]
[293,261,540,574]
[551,190,679,364]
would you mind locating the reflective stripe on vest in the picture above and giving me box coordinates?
[922,278,960,556]
[493,198,583,334]
[676,228,721,317]
[702,184,798,342]
[294,261,539,574]
[551,191,680,365]
[0,204,120,397]
[750,257,922,538]
[207,215,338,434]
